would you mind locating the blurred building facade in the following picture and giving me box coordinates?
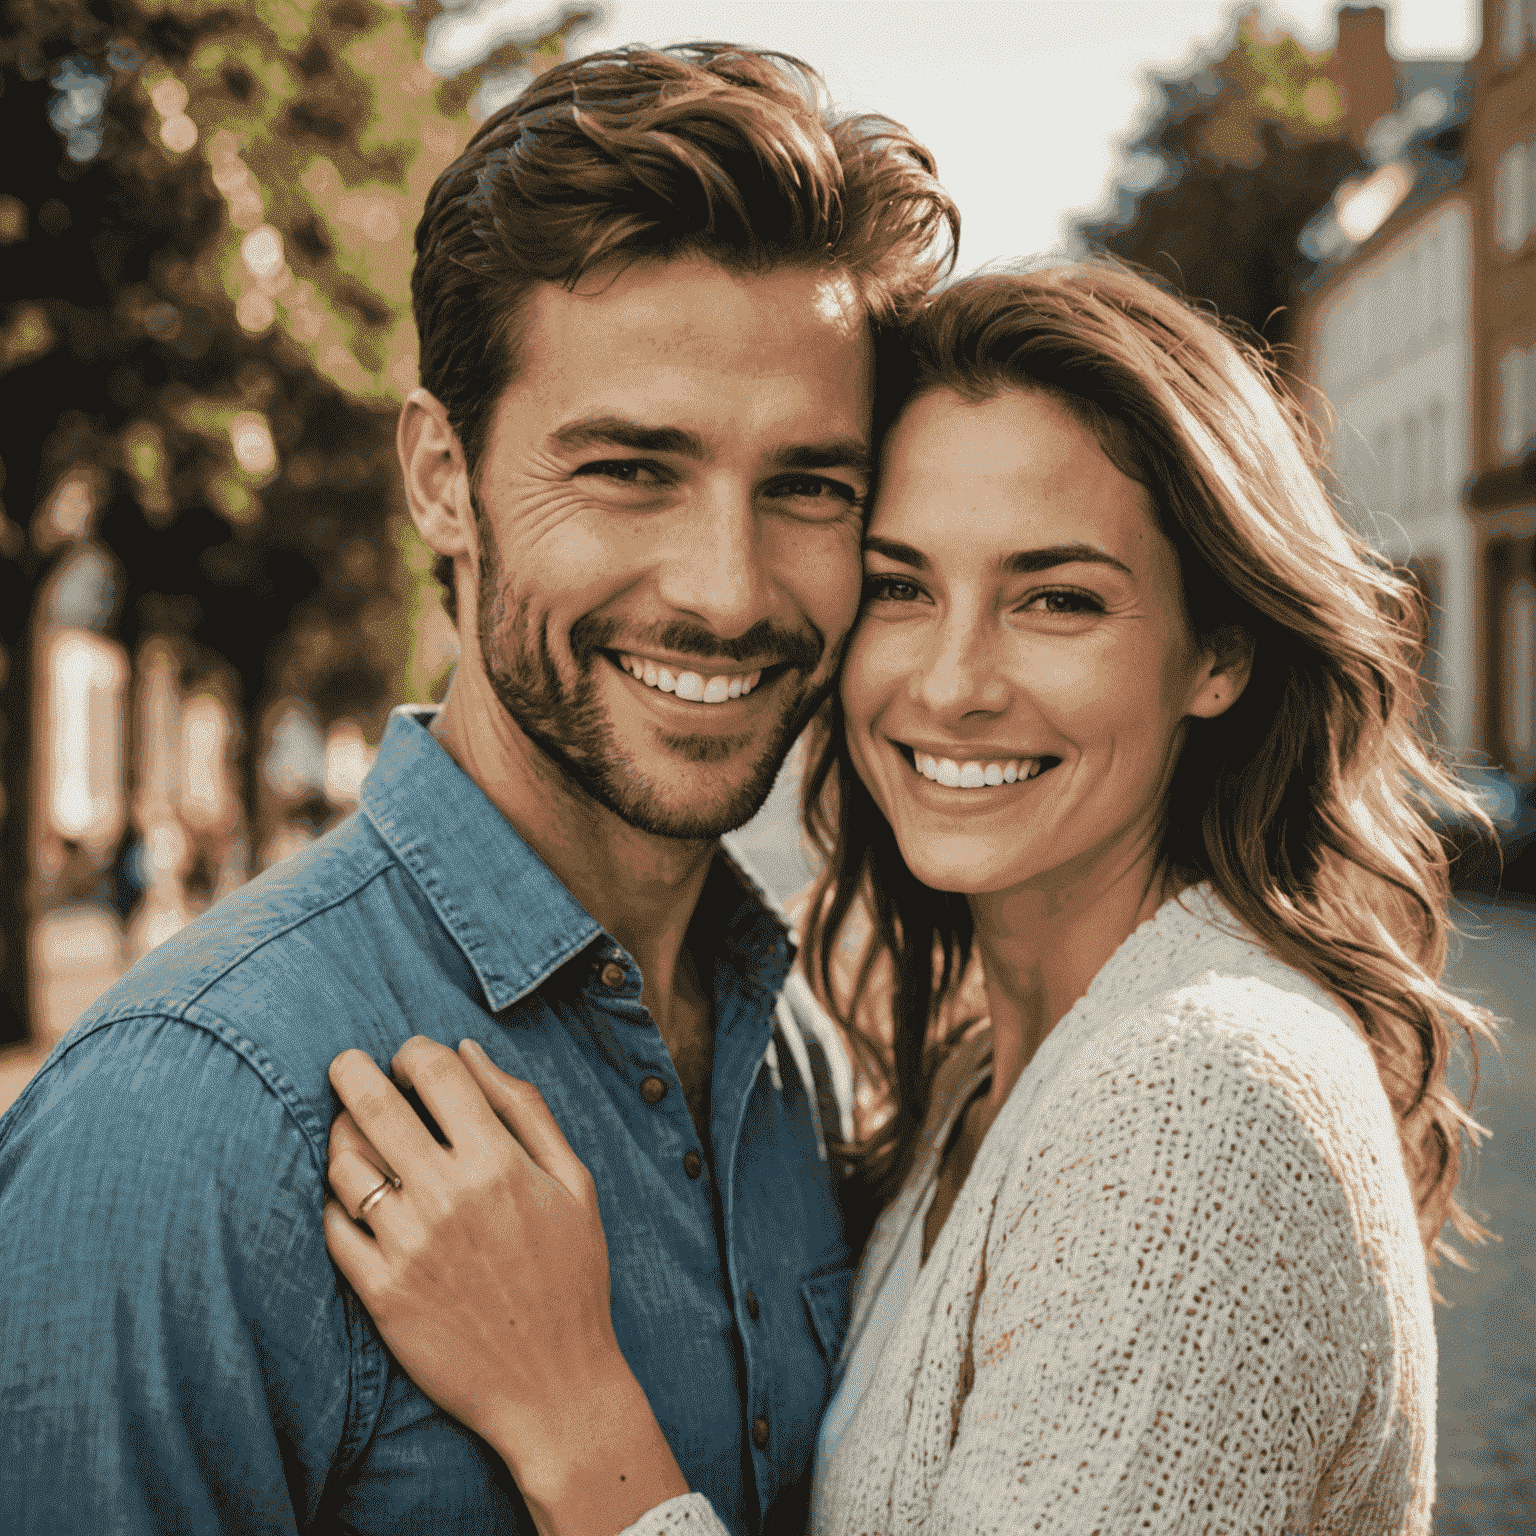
[1468,0,1536,778]
[1297,1,1536,784]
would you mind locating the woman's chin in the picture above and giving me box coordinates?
[892,833,1032,898]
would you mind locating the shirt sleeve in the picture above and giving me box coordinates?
[0,1013,361,1534]
[923,1018,1383,1534]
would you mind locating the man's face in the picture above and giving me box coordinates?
[466,256,874,839]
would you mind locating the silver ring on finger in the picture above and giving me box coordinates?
[356,1173,403,1220]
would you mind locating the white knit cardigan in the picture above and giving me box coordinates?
[629,884,1436,1535]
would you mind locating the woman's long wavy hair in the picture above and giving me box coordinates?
[800,260,1498,1288]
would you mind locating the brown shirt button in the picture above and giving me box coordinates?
[683,1149,703,1180]
[744,1289,760,1321]
[599,961,627,989]
[639,1075,667,1105]
[752,1416,769,1450]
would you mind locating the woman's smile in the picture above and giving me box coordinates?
[893,740,1058,790]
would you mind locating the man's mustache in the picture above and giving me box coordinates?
[571,614,824,675]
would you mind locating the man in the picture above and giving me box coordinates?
[0,44,956,1534]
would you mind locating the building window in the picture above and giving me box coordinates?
[1399,413,1419,511]
[1500,346,1529,460]
[1373,423,1394,510]
[1423,232,1444,334]
[1507,577,1536,769]
[1496,143,1531,252]
[1407,246,1425,343]
[1424,397,1446,499]
[1343,293,1364,385]
[42,629,128,851]
[1503,0,1529,60]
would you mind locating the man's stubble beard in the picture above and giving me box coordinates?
[472,494,833,840]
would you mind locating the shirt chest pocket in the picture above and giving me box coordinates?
[800,1263,855,1367]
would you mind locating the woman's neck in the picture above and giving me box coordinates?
[969,853,1181,1113]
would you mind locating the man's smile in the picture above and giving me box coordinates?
[608,650,774,707]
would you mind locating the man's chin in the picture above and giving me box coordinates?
[585,754,786,841]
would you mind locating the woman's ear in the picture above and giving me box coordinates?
[1187,624,1255,721]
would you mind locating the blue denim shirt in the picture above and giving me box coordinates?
[0,708,852,1535]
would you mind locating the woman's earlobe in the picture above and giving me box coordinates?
[1190,625,1255,719]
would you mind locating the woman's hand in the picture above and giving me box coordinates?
[323,1036,689,1536]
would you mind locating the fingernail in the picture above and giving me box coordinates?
[460,1038,486,1061]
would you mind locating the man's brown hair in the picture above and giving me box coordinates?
[411,42,959,613]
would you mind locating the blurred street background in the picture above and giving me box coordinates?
[2,0,1534,1528]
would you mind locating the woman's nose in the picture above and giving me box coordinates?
[909,611,1010,718]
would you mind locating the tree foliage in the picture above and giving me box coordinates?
[0,0,597,1042]
[1075,8,1364,347]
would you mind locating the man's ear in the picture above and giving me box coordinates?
[398,388,474,564]
[1187,624,1255,721]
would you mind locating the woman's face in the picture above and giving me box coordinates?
[841,386,1241,900]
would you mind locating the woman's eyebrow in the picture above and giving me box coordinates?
[862,534,929,569]
[999,543,1134,577]
[862,535,1133,579]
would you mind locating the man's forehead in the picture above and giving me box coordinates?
[503,261,875,444]
[529,255,869,344]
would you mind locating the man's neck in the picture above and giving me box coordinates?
[428,685,717,1041]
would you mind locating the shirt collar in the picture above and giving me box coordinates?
[359,706,791,1012]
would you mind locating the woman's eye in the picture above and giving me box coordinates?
[1024,589,1103,616]
[862,574,924,604]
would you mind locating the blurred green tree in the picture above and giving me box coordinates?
[0,0,596,1044]
[1074,8,1364,347]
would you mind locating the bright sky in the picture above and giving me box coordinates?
[545,0,1479,271]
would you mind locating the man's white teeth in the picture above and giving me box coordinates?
[913,753,1042,787]
[619,654,761,703]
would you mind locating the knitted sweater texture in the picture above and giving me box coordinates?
[629,885,1436,1535]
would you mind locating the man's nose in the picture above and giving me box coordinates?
[910,608,1010,718]
[654,493,775,639]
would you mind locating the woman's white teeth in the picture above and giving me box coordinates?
[913,752,1040,787]
[620,654,760,702]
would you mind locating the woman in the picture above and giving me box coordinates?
[323,262,1495,1535]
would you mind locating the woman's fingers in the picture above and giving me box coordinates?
[323,1194,386,1292]
[389,1035,516,1155]
[328,1143,405,1226]
[459,1039,594,1203]
[330,1048,443,1171]
[329,1109,399,1188]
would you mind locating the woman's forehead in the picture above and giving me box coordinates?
[870,388,1160,564]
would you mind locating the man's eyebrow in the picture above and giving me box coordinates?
[549,416,707,458]
[861,536,1134,579]
[766,438,872,478]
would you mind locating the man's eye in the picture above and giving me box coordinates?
[574,460,665,486]
[768,475,863,509]
[862,574,924,604]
